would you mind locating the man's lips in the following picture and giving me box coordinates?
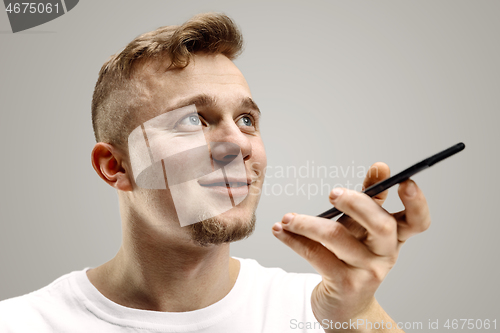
[199,181,249,188]
[198,177,255,201]
[198,178,253,188]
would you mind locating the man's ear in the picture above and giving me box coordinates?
[91,143,133,191]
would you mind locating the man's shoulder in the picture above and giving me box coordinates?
[0,269,85,332]
[237,257,321,280]
[235,257,322,325]
[236,257,322,295]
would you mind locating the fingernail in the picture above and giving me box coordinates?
[282,213,295,224]
[405,181,416,197]
[272,222,283,232]
[330,188,344,200]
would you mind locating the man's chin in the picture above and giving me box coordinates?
[187,211,256,247]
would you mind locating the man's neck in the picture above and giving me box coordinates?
[86,224,240,312]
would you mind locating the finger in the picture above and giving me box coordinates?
[337,214,368,240]
[329,188,398,256]
[337,205,392,240]
[361,162,391,206]
[271,222,345,281]
[395,179,431,242]
[280,213,377,269]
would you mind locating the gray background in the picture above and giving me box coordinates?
[1,0,498,331]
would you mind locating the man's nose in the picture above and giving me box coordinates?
[210,142,242,165]
[208,124,252,165]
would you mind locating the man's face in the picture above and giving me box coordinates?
[123,53,266,246]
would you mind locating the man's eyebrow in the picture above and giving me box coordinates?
[169,94,216,111]
[168,94,261,114]
[240,97,261,115]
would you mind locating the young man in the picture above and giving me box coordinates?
[0,13,430,332]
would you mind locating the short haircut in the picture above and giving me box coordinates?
[91,12,244,148]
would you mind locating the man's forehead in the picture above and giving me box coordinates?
[130,55,252,115]
[133,53,246,88]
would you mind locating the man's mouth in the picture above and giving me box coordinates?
[198,177,254,203]
[199,181,250,188]
[198,175,253,187]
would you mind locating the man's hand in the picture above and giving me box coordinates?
[272,162,431,332]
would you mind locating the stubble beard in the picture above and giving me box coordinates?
[186,212,256,247]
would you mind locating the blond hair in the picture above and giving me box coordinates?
[91,13,243,147]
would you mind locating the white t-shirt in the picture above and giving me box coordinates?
[0,258,326,332]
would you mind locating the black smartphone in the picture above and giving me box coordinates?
[317,142,466,219]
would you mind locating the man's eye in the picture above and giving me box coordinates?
[237,116,253,127]
[175,114,202,131]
